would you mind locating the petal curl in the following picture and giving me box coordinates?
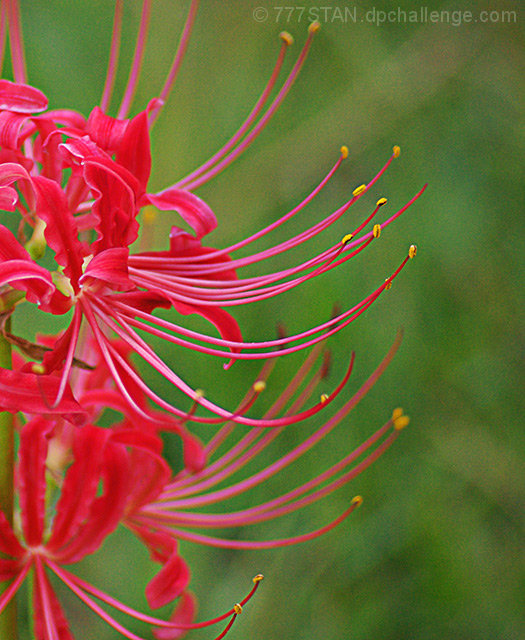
[146,552,190,610]
[146,189,217,239]
[0,80,48,113]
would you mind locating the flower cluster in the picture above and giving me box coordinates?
[0,0,423,638]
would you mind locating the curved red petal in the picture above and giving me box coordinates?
[116,109,151,191]
[0,80,48,113]
[0,185,18,209]
[54,441,130,564]
[32,176,84,287]
[0,259,56,306]
[173,300,243,367]
[146,552,190,610]
[0,111,27,150]
[81,247,135,291]
[87,106,129,152]
[83,158,139,253]
[46,426,109,553]
[0,511,25,558]
[146,188,217,239]
[0,368,86,424]
[19,417,53,546]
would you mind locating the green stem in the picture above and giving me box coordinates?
[0,320,17,639]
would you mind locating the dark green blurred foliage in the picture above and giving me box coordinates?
[11,0,524,638]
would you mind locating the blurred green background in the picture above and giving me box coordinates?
[11,0,525,638]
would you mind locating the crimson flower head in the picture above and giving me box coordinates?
[0,0,424,430]
[0,1,425,637]
[0,417,264,640]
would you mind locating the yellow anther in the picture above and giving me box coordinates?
[394,415,410,431]
[234,603,243,615]
[194,389,204,400]
[373,223,381,238]
[376,197,387,207]
[352,184,367,197]
[308,20,321,34]
[31,363,46,375]
[351,495,363,507]
[384,278,392,290]
[393,145,401,158]
[279,31,294,46]
[341,233,353,245]
[252,574,264,583]
[320,393,329,403]
[253,380,266,393]
[142,205,158,224]
[392,407,404,421]
[408,244,417,259]
[340,145,349,159]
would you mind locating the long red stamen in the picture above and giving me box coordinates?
[5,0,26,83]
[100,0,123,112]
[0,2,7,75]
[150,427,397,528]
[175,28,292,186]
[166,344,328,497]
[50,305,82,409]
[0,559,31,615]
[85,300,356,427]
[149,0,200,124]
[47,560,262,632]
[156,335,399,508]
[136,497,362,549]
[117,0,152,119]
[179,23,320,190]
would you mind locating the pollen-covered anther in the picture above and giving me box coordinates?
[320,393,329,403]
[234,603,243,615]
[352,184,367,197]
[279,31,294,46]
[392,407,403,421]
[384,278,392,290]
[376,197,388,207]
[253,380,266,393]
[373,223,382,238]
[351,495,363,507]
[340,145,349,158]
[308,20,321,33]
[252,574,264,583]
[392,407,410,430]
[393,145,401,158]
[341,233,353,246]
[408,244,417,259]
[194,388,205,400]
[31,363,46,375]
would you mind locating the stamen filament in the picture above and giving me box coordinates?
[117,0,152,119]
[176,30,292,187]
[100,0,123,112]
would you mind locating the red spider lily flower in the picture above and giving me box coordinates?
[124,336,410,551]
[0,0,424,429]
[0,417,263,639]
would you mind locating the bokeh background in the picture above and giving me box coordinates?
[10,0,524,638]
